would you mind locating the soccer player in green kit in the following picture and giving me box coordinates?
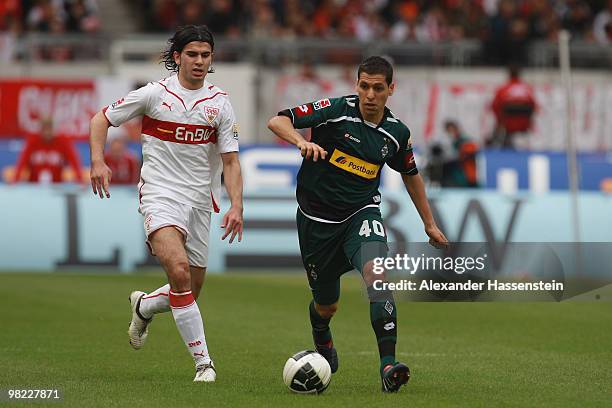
[268,56,448,392]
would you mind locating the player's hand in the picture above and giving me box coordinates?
[221,205,243,244]
[425,224,448,249]
[90,159,112,199]
[297,141,327,162]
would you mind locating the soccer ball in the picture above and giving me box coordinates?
[282,350,332,394]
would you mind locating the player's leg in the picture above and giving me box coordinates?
[138,264,206,322]
[297,209,347,373]
[128,196,180,349]
[309,282,340,373]
[138,284,171,318]
[345,209,409,392]
[184,209,215,382]
[149,226,214,381]
[190,266,206,300]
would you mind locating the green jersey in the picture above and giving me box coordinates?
[279,95,418,222]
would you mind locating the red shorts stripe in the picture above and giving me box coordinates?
[141,115,218,145]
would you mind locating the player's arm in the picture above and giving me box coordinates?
[90,83,153,198]
[12,138,33,183]
[267,115,327,161]
[268,98,341,161]
[220,152,243,244]
[402,173,448,248]
[89,111,113,198]
[386,129,448,248]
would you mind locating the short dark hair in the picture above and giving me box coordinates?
[161,25,214,72]
[357,56,393,85]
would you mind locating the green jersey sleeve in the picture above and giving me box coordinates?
[385,128,418,175]
[278,97,344,129]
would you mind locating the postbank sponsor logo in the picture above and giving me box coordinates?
[329,149,380,179]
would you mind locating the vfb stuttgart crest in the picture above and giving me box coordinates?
[204,106,220,124]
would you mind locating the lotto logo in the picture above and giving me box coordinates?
[295,104,313,117]
[313,98,331,110]
[189,340,202,347]
[384,322,395,331]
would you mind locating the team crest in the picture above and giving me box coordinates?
[308,264,318,281]
[204,106,220,124]
[232,123,239,140]
[381,142,389,159]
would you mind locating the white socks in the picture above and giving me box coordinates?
[139,284,170,319]
[169,290,210,366]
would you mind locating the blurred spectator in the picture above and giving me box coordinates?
[425,120,478,188]
[205,0,240,37]
[12,117,84,183]
[593,0,612,44]
[0,0,21,62]
[526,0,560,41]
[26,0,63,32]
[389,1,419,42]
[484,0,530,65]
[489,65,536,149]
[104,130,140,185]
[443,120,479,187]
[560,0,592,40]
[64,0,100,33]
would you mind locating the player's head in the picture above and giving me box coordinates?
[444,119,460,138]
[40,117,54,142]
[162,25,215,87]
[508,64,521,80]
[356,56,395,119]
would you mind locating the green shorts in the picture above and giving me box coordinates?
[296,207,389,305]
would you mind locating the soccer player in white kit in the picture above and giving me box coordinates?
[89,25,243,382]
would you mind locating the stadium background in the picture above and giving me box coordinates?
[1,1,611,406]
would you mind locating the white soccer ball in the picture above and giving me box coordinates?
[282,350,332,394]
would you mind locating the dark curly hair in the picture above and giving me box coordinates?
[161,25,215,73]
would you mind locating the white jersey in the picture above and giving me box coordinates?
[104,74,239,212]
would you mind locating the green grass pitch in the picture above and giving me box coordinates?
[0,271,611,407]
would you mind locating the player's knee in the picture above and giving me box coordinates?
[168,260,191,291]
[362,260,385,286]
[315,303,338,319]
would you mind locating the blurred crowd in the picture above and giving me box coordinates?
[2,1,612,63]
[139,0,612,47]
[1,0,100,35]
[0,0,101,61]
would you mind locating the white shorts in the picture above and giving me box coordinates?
[139,194,211,268]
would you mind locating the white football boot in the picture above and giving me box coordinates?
[194,361,216,382]
[127,291,152,350]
